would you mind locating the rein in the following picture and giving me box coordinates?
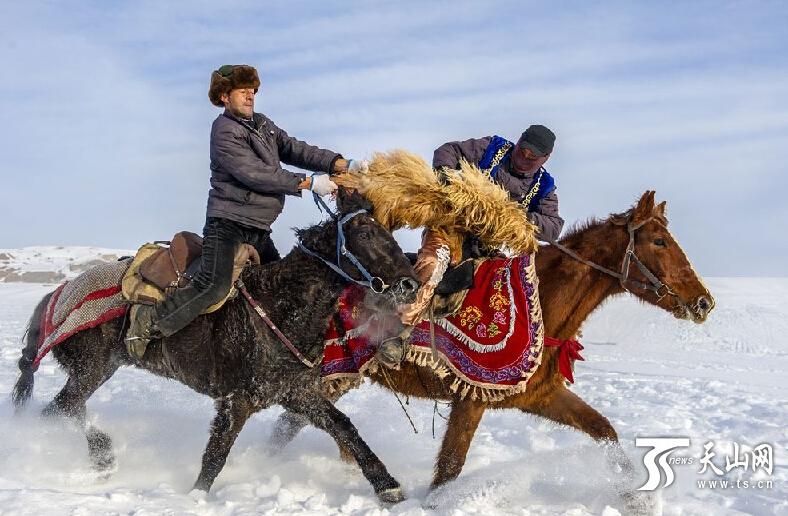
[547,217,677,300]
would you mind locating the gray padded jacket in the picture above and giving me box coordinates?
[206,110,341,230]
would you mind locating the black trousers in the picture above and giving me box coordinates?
[155,217,280,337]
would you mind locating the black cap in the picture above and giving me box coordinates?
[518,125,556,157]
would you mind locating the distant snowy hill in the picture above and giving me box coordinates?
[0,246,135,283]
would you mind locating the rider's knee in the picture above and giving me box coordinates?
[201,276,233,305]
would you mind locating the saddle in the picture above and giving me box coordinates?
[121,231,261,313]
[140,231,204,289]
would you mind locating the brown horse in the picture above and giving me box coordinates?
[271,191,714,501]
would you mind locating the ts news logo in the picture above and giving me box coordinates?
[635,437,692,491]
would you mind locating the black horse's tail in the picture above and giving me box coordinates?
[12,291,53,411]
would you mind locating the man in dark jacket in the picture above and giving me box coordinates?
[433,125,564,241]
[126,64,365,356]
[401,125,563,325]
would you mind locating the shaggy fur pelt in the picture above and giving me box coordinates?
[335,150,538,255]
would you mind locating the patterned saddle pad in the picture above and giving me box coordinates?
[321,255,545,401]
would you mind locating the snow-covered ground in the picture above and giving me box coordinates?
[0,269,785,515]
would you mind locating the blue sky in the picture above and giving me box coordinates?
[1,1,786,276]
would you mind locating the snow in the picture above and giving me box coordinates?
[0,246,133,284]
[0,267,786,514]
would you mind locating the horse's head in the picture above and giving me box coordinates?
[611,191,714,323]
[297,188,419,309]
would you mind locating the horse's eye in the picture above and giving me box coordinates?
[357,230,371,241]
[653,238,666,247]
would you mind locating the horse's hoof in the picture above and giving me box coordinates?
[86,429,115,473]
[91,453,116,473]
[192,482,210,493]
[188,488,208,503]
[376,486,406,504]
[621,489,661,516]
[375,338,404,368]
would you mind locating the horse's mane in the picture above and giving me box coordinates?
[293,219,334,247]
[557,203,668,245]
[558,217,608,243]
[237,219,335,287]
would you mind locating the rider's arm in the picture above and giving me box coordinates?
[528,189,564,242]
[432,136,492,170]
[212,124,306,196]
[268,117,342,175]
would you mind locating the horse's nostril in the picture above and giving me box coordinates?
[402,278,419,293]
[393,277,419,295]
[697,296,710,311]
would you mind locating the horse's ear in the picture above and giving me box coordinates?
[336,187,373,214]
[655,200,667,218]
[632,190,656,223]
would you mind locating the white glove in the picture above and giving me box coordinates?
[347,159,369,174]
[310,174,338,197]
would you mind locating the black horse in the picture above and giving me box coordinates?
[12,192,419,503]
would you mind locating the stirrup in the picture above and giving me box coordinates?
[125,334,150,360]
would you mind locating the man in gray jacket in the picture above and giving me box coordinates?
[126,64,365,355]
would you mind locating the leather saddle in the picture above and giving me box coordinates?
[138,231,261,290]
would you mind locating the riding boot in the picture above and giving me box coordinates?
[125,304,161,359]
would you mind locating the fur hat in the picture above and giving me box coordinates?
[208,65,260,107]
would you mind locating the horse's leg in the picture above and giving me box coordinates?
[430,397,487,490]
[268,390,346,458]
[193,393,256,492]
[527,389,658,514]
[42,363,119,471]
[525,388,634,478]
[282,394,404,504]
[268,411,310,452]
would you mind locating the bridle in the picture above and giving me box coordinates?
[548,216,677,301]
[297,202,389,294]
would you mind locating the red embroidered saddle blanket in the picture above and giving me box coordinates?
[321,255,553,401]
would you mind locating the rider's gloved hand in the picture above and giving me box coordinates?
[347,159,369,174]
[310,173,338,197]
